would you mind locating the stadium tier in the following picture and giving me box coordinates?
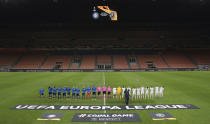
[12,50,47,69]
[0,54,21,67]
[113,55,129,69]
[162,51,197,68]
[0,48,25,67]
[1,50,209,71]
[97,55,111,64]
[13,55,45,69]
[41,55,72,69]
[187,50,210,65]
[80,55,95,69]
[127,55,139,69]
[137,54,169,69]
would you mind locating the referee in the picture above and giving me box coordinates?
[124,88,130,105]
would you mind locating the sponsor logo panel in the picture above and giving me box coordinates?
[72,113,141,122]
[150,113,176,120]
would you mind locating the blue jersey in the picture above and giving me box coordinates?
[82,88,86,93]
[72,88,76,94]
[87,87,91,93]
[53,88,57,93]
[67,88,71,93]
[63,88,66,93]
[58,88,62,93]
[40,89,44,94]
[92,87,96,93]
[48,87,52,93]
[76,88,80,94]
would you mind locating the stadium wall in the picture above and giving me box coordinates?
[9,68,199,72]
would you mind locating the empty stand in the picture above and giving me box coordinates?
[13,55,45,69]
[97,55,111,64]
[137,54,168,68]
[113,55,129,69]
[4,50,207,70]
[41,55,72,69]
[13,50,49,69]
[128,56,140,69]
[80,55,95,69]
[187,50,210,65]
[0,48,25,67]
[0,54,21,67]
[69,56,81,69]
[163,51,196,68]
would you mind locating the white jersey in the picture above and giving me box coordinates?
[145,88,149,94]
[159,87,164,97]
[137,88,141,95]
[122,88,125,94]
[159,87,162,93]
[155,86,159,93]
[141,87,144,94]
[132,88,136,95]
[160,87,164,93]
[113,88,117,95]
[127,88,131,95]
[150,87,154,93]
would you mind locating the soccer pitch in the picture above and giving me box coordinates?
[0,71,210,124]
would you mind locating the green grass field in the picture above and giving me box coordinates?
[0,71,210,124]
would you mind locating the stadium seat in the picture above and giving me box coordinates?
[41,55,72,69]
[0,48,25,67]
[80,55,95,69]
[97,55,111,64]
[137,54,168,69]
[113,55,129,69]
[0,54,21,67]
[13,55,46,69]
[187,50,210,65]
[13,51,48,69]
[163,51,196,68]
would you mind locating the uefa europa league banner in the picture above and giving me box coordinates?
[13,104,199,110]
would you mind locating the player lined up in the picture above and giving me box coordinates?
[113,86,165,100]
[39,85,164,100]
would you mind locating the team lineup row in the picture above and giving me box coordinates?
[39,86,165,100]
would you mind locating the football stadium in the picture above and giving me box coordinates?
[0,0,210,124]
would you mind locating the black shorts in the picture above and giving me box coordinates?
[63,93,66,96]
[82,93,85,96]
[53,93,56,96]
[93,92,96,95]
[77,94,80,96]
[108,92,111,95]
[40,93,44,95]
[58,92,61,95]
[49,92,52,95]
[97,92,101,95]
[72,93,75,96]
[103,91,106,94]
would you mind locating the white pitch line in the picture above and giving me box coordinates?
[102,72,107,124]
